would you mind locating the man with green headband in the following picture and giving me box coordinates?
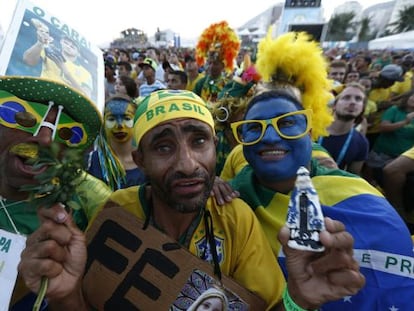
[0,76,110,309]
[18,89,364,310]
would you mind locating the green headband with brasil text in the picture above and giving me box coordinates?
[134,90,215,146]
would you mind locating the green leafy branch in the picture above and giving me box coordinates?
[19,142,86,311]
[20,142,86,211]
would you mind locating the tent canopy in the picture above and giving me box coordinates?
[368,31,414,50]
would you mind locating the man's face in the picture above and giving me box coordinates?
[208,60,224,78]
[61,38,79,58]
[133,118,216,213]
[146,49,157,61]
[334,86,365,121]
[167,74,185,90]
[119,52,129,62]
[118,65,129,77]
[345,72,359,83]
[105,65,115,78]
[359,78,372,93]
[0,107,63,199]
[185,60,198,73]
[354,57,366,70]
[329,67,346,83]
[104,101,135,143]
[242,97,312,184]
[142,65,155,80]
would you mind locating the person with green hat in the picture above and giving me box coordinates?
[18,89,364,311]
[0,76,111,309]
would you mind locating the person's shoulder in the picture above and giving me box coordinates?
[312,170,384,204]
[195,76,207,85]
[109,185,141,204]
[106,185,146,218]
[228,164,253,187]
[207,196,256,222]
[155,79,166,87]
[352,129,369,143]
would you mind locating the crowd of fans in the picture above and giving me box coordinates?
[101,45,414,232]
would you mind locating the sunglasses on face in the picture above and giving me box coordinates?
[0,91,88,147]
[231,109,312,146]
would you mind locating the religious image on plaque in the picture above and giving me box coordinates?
[169,269,248,310]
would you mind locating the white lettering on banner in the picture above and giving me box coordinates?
[279,248,414,279]
[0,229,26,311]
[354,249,414,279]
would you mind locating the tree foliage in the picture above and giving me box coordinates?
[387,5,414,34]
[357,16,376,42]
[326,12,358,41]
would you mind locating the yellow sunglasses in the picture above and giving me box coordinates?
[231,109,312,146]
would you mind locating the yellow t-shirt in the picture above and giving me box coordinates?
[367,87,393,134]
[186,73,204,92]
[390,71,413,96]
[93,186,285,309]
[40,49,93,95]
[364,99,377,116]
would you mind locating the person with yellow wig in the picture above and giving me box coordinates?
[228,30,414,310]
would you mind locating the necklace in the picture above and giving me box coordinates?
[146,196,203,248]
[0,196,23,234]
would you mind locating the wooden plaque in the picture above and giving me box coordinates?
[83,206,266,310]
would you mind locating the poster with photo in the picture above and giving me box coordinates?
[0,0,104,107]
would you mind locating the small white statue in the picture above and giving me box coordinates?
[286,166,325,252]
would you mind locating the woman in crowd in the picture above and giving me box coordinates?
[87,94,146,190]
[114,75,139,98]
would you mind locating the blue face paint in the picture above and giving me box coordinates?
[242,97,312,183]
[105,99,135,129]
[104,99,136,142]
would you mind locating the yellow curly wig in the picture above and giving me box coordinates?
[256,30,334,139]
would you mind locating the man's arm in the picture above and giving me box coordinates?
[23,19,51,66]
[23,41,45,66]
[383,154,414,215]
[347,160,364,175]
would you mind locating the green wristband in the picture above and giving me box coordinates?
[282,286,316,311]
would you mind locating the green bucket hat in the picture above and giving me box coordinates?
[0,76,103,149]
